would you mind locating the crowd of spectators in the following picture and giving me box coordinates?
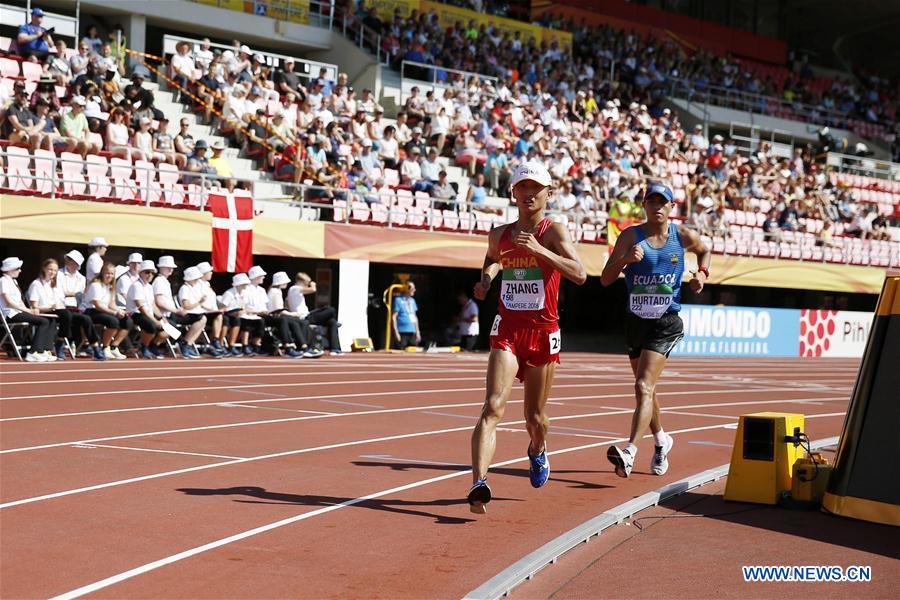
[0,239,342,362]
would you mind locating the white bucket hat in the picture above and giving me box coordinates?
[158,255,176,269]
[127,252,143,264]
[510,161,552,189]
[139,260,157,273]
[65,250,85,266]
[1,257,24,272]
[271,271,290,286]
[196,261,213,275]
[89,237,109,247]
[232,273,250,286]
[183,266,202,281]
[247,265,267,280]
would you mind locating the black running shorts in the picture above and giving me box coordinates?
[625,311,684,359]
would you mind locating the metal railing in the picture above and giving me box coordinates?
[826,152,900,180]
[399,60,499,104]
[340,16,388,67]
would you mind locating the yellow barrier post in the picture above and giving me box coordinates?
[383,283,407,351]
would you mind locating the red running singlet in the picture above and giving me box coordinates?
[495,217,560,331]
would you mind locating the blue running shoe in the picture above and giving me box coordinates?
[527,443,550,488]
[467,478,492,514]
[141,346,155,360]
[243,345,254,356]
[92,346,106,361]
[229,346,242,356]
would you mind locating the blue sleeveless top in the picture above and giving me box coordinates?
[623,222,685,319]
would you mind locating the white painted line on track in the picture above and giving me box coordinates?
[0,405,846,508]
[47,417,841,600]
[0,388,846,454]
[73,444,244,460]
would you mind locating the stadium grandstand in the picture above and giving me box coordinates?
[0,0,897,597]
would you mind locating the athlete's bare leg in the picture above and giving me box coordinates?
[628,350,668,444]
[471,349,519,483]
[629,357,662,438]
[523,361,556,455]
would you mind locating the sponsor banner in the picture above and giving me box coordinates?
[673,304,801,357]
[419,1,571,49]
[372,0,420,20]
[799,309,872,357]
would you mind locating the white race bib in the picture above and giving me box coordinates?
[548,330,561,355]
[629,283,674,319]
[500,267,545,311]
[490,314,501,336]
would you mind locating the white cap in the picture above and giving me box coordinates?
[65,250,85,266]
[127,252,143,264]
[272,271,290,286]
[71,95,87,106]
[510,161,552,189]
[89,237,109,247]
[1,257,23,272]
[139,260,157,273]
[158,255,176,269]
[239,44,251,54]
[196,261,213,274]
[183,266,202,281]
[232,273,250,286]
[247,265,266,280]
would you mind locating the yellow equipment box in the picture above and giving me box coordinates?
[724,413,805,505]
[792,453,832,504]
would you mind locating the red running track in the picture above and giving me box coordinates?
[0,353,858,598]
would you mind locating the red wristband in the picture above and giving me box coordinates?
[697,266,710,278]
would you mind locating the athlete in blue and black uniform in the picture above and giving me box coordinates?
[601,183,710,478]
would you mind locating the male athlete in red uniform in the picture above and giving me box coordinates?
[468,161,586,514]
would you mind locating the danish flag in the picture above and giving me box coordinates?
[208,191,253,273]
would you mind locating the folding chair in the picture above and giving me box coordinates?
[0,311,32,361]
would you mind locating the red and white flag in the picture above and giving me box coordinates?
[209,191,253,273]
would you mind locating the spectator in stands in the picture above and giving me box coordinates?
[221,273,249,356]
[47,40,74,86]
[400,147,423,187]
[265,272,312,358]
[817,220,835,247]
[359,138,381,178]
[466,172,500,215]
[431,171,457,210]
[132,117,156,162]
[274,57,304,98]
[81,262,131,360]
[405,86,425,123]
[175,267,210,358]
[175,118,195,156]
[391,281,420,350]
[85,237,108,282]
[70,40,92,79]
[763,208,782,243]
[378,125,400,169]
[81,24,103,56]
[2,257,57,362]
[195,38,214,74]
[105,108,137,161]
[171,41,197,103]
[207,140,234,180]
[3,88,40,149]
[17,7,54,61]
[126,260,170,359]
[184,140,218,185]
[286,272,341,355]
[404,125,427,157]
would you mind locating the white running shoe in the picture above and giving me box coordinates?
[651,434,674,476]
[607,446,634,478]
[43,351,58,362]
[111,347,127,360]
[103,347,115,360]
[25,352,45,362]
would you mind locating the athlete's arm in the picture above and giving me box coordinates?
[600,227,640,287]
[517,222,587,285]
[474,225,504,300]
[678,225,711,293]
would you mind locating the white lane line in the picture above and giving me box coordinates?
[0,390,846,455]
[46,419,822,600]
[74,444,243,460]
[661,410,743,419]
[214,403,335,415]
[1,382,845,423]
[0,403,847,508]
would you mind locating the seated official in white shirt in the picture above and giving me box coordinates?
[2,257,57,362]
[175,266,210,359]
[28,257,98,360]
[221,272,249,356]
[81,262,132,360]
[287,271,342,355]
[126,260,169,360]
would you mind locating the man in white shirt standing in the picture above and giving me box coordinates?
[86,237,108,282]
[456,291,479,351]
[126,260,168,359]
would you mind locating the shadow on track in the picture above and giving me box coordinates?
[176,486,522,524]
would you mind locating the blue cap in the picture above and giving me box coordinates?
[31,7,44,16]
[644,183,674,203]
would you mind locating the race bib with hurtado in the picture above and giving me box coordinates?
[629,283,674,319]
[501,267,545,311]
